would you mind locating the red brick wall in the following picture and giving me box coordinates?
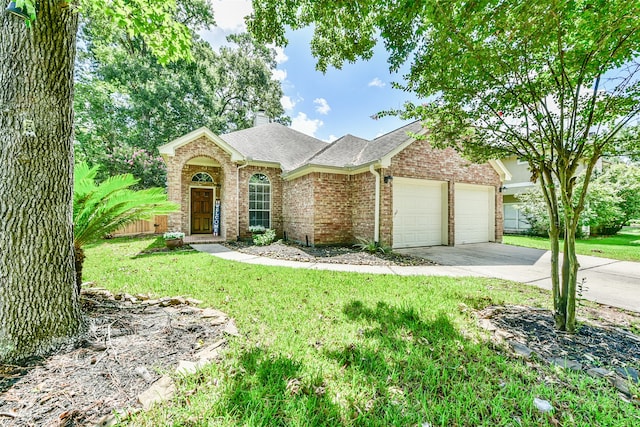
[351,172,376,243]
[312,173,353,245]
[282,174,315,245]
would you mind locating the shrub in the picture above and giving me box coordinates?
[514,163,640,237]
[253,228,276,246]
[354,238,391,254]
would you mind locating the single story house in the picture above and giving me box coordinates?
[158,121,509,247]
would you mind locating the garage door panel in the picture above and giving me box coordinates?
[393,178,447,248]
[454,184,495,245]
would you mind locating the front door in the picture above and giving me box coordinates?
[191,188,213,234]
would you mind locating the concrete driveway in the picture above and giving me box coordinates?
[396,243,640,313]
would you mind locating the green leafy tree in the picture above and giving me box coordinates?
[75,1,288,186]
[73,163,178,290]
[0,0,192,362]
[517,163,640,236]
[249,0,640,332]
[583,163,640,234]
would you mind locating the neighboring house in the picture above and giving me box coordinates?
[500,155,605,234]
[500,156,534,233]
[159,121,509,248]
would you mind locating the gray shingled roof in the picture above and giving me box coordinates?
[305,134,371,167]
[218,120,423,172]
[221,123,328,171]
[357,121,424,165]
[303,121,423,169]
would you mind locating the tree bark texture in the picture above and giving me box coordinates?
[539,168,563,329]
[0,2,85,362]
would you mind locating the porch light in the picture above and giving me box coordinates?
[383,175,393,184]
[5,1,29,19]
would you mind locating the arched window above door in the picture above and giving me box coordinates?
[192,172,213,183]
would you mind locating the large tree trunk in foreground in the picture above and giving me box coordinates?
[0,2,84,362]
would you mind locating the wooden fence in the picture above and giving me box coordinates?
[112,215,168,236]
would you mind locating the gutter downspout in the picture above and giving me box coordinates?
[369,165,381,244]
[236,159,250,240]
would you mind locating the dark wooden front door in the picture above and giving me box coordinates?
[191,188,213,234]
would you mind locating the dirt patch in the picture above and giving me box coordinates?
[223,241,435,266]
[0,291,229,426]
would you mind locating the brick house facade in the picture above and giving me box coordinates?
[159,122,509,247]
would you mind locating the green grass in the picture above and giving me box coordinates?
[504,227,640,262]
[84,237,639,426]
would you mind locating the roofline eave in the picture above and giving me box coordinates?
[282,160,384,181]
[158,127,245,162]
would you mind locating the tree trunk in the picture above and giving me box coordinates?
[539,168,564,329]
[562,223,579,332]
[0,2,85,362]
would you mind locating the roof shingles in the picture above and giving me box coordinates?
[217,120,424,173]
[220,123,328,172]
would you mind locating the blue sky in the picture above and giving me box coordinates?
[201,0,419,142]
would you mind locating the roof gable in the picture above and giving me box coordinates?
[221,123,328,171]
[158,127,244,162]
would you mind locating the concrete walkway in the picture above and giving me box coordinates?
[191,243,640,313]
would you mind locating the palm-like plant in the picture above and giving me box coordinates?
[73,162,178,291]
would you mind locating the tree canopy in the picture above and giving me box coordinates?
[248,0,640,332]
[75,0,288,187]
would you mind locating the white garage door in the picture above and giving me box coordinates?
[393,178,447,248]
[454,183,495,244]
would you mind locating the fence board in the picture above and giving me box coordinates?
[113,215,168,236]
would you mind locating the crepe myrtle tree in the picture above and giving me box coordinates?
[248,0,640,332]
[0,0,192,362]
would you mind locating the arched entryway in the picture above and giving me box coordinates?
[183,157,224,236]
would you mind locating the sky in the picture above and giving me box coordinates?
[201,0,419,142]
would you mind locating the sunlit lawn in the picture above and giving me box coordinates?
[503,227,640,262]
[83,236,638,426]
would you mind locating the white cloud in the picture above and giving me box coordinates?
[323,134,338,143]
[313,98,331,115]
[273,46,288,64]
[200,0,253,48]
[210,0,252,31]
[272,69,288,81]
[280,95,296,111]
[291,112,323,137]
[368,77,386,88]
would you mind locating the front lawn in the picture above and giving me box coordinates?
[84,237,638,426]
[503,227,640,262]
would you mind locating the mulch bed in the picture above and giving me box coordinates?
[0,292,228,426]
[479,305,640,402]
[486,305,640,367]
[223,240,435,266]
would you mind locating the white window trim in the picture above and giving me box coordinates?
[248,174,271,229]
